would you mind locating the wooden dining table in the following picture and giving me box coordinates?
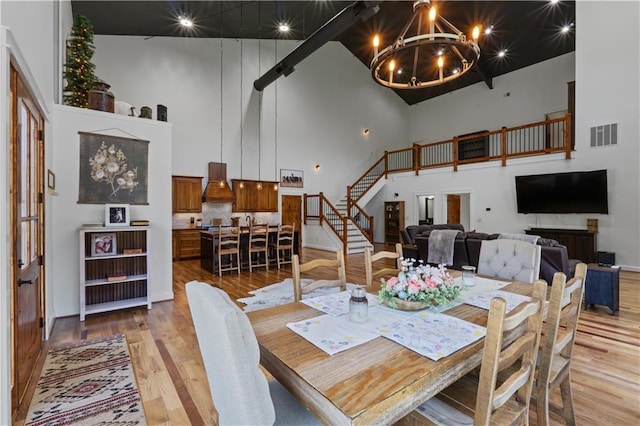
[247,278,534,425]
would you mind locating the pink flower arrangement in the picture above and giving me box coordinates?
[378,258,463,308]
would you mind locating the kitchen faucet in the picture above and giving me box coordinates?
[246,215,251,226]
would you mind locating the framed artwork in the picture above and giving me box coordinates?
[280,169,304,188]
[91,233,117,257]
[78,132,149,204]
[105,204,130,227]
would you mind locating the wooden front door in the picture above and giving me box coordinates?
[11,64,45,412]
[447,194,461,224]
[281,195,302,248]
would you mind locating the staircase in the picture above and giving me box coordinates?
[334,198,373,254]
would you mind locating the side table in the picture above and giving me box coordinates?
[584,263,620,315]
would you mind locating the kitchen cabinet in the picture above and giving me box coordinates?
[232,179,278,212]
[172,176,203,213]
[79,226,151,321]
[173,229,202,260]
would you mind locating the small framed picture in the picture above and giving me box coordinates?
[91,233,117,257]
[47,169,55,190]
[280,169,304,188]
[105,204,130,227]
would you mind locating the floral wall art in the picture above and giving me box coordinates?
[78,132,149,204]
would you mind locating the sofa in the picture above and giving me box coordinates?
[401,224,576,285]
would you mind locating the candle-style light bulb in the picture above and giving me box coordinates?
[429,6,436,38]
[437,56,444,68]
[388,59,396,84]
[472,25,480,41]
[373,34,380,56]
[437,56,444,81]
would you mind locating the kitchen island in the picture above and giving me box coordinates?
[199,226,299,273]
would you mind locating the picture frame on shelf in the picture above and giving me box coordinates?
[105,204,130,227]
[91,233,117,257]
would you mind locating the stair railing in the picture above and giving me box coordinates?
[304,193,348,257]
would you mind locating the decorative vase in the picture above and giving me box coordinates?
[383,298,432,311]
[88,80,115,113]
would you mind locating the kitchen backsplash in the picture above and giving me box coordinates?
[172,203,279,228]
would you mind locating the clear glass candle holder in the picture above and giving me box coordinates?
[462,265,476,286]
[349,287,368,323]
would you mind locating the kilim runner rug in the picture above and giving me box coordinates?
[25,333,146,426]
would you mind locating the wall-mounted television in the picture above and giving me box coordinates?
[515,170,609,214]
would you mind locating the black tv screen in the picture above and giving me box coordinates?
[515,170,608,214]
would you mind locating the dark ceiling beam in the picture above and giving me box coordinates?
[475,61,493,90]
[253,0,381,91]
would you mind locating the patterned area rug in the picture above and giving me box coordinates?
[238,278,358,312]
[25,334,146,426]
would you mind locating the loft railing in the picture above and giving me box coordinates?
[305,114,571,250]
[304,192,348,256]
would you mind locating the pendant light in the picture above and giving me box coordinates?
[218,2,225,188]
[256,2,263,191]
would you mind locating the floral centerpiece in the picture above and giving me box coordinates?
[378,258,463,310]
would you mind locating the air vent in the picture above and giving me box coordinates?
[590,123,617,148]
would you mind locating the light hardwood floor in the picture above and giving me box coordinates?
[14,247,640,425]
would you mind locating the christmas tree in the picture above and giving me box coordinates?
[63,14,98,108]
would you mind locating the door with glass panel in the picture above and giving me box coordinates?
[10,63,45,412]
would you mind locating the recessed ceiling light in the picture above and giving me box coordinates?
[550,0,560,4]
[452,68,460,74]
[498,49,507,58]
[278,23,290,33]
[397,68,403,75]
[484,25,493,35]
[179,16,193,28]
[561,25,570,33]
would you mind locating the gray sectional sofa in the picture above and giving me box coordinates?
[400,224,577,285]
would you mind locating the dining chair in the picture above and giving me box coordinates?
[185,281,321,425]
[477,239,542,283]
[413,279,548,425]
[292,250,346,301]
[271,223,295,269]
[248,223,269,272]
[535,262,587,426]
[217,226,240,276]
[364,243,403,290]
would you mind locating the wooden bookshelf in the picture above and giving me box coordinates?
[79,226,151,321]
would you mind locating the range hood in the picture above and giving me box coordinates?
[203,162,234,203]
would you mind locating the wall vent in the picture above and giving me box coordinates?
[590,123,617,147]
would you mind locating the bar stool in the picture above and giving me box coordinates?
[248,223,269,272]
[272,223,295,269]
[217,226,240,276]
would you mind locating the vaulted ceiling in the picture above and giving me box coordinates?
[71,1,576,105]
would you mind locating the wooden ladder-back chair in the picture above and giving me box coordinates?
[272,223,295,269]
[478,239,542,283]
[413,280,548,425]
[292,250,347,302]
[364,243,403,291]
[248,223,269,272]
[535,262,588,426]
[217,226,240,276]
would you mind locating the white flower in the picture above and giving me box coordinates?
[106,161,119,173]
[117,177,126,186]
[108,145,116,154]
[95,170,105,179]
[94,153,106,164]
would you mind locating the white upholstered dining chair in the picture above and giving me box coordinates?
[477,239,542,283]
[186,281,320,426]
[413,280,547,425]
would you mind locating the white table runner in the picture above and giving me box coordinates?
[300,290,379,316]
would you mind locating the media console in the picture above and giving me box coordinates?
[525,227,597,263]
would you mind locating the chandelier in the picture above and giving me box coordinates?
[370,0,480,90]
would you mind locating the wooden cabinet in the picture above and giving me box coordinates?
[79,226,151,321]
[173,229,202,260]
[232,179,278,212]
[172,176,203,213]
[526,228,597,263]
[384,201,405,245]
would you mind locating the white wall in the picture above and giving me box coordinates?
[91,36,409,204]
[574,0,640,268]
[51,105,174,317]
